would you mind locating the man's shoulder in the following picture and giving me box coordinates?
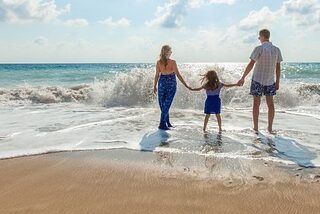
[254,44,263,49]
[270,43,281,51]
[274,46,281,52]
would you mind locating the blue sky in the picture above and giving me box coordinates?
[0,0,319,63]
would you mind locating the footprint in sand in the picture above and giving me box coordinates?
[252,175,264,181]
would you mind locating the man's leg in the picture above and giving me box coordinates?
[253,96,261,132]
[266,96,275,133]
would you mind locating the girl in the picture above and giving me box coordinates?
[153,45,190,130]
[190,70,238,132]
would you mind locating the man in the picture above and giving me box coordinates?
[238,29,283,133]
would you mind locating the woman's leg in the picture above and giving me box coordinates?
[203,114,210,132]
[158,79,169,130]
[162,85,176,127]
[163,76,176,127]
[158,75,176,130]
[215,114,222,132]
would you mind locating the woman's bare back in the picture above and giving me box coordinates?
[157,59,176,75]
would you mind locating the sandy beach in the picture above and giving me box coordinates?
[1,150,319,214]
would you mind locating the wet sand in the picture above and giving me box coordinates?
[0,151,320,214]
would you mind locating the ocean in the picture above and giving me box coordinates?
[0,63,319,170]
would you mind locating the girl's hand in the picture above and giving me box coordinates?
[153,86,157,95]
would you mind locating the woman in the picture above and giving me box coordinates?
[153,45,190,130]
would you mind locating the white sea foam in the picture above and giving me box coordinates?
[1,67,319,111]
[0,64,319,170]
[0,103,319,168]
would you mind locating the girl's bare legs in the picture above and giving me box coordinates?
[203,114,210,132]
[216,114,222,133]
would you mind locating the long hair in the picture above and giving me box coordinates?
[159,45,171,67]
[201,70,220,90]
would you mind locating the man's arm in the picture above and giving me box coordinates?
[238,59,256,86]
[275,62,281,90]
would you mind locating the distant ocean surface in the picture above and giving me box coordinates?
[0,63,319,87]
[0,63,319,170]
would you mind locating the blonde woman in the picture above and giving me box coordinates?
[153,45,190,130]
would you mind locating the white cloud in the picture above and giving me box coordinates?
[98,17,131,27]
[33,36,48,45]
[242,33,256,44]
[188,0,235,8]
[281,0,320,26]
[0,0,70,23]
[222,0,320,46]
[235,0,319,32]
[282,0,316,15]
[209,0,235,5]
[238,6,277,31]
[147,0,236,28]
[64,18,89,28]
[145,0,188,28]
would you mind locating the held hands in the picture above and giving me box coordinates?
[237,78,245,86]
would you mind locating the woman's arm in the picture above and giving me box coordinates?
[153,61,160,94]
[190,86,204,91]
[173,60,190,89]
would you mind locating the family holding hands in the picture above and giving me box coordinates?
[153,29,283,134]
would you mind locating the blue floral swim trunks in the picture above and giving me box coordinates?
[250,80,276,96]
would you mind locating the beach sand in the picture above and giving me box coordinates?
[0,150,320,214]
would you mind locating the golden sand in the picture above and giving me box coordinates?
[0,152,319,214]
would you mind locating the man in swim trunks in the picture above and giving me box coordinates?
[238,29,283,133]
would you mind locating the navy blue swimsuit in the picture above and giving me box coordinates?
[204,83,224,114]
[158,73,177,129]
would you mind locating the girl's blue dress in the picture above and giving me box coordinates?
[204,83,224,114]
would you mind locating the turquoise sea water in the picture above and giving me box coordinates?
[0,63,319,87]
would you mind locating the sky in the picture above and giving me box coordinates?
[0,0,319,63]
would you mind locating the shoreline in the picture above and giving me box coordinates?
[1,150,320,214]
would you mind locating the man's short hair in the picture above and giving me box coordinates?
[259,29,270,39]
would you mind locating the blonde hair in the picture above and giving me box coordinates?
[159,45,171,67]
[201,70,220,90]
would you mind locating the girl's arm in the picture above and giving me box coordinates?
[174,60,190,89]
[153,61,160,94]
[223,83,239,88]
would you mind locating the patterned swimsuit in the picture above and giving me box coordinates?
[158,73,177,129]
